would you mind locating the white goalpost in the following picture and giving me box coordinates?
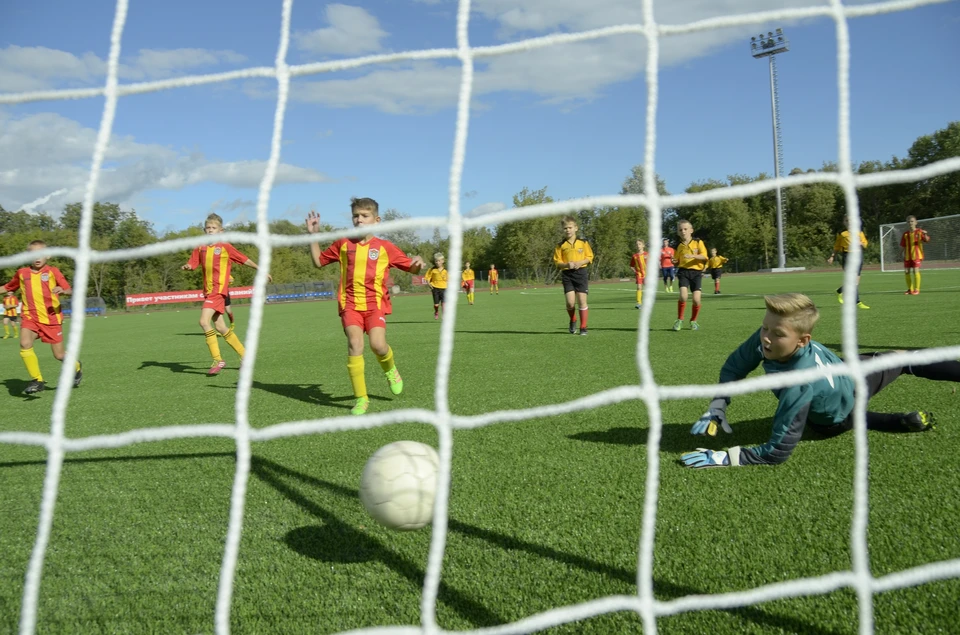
[879,213,960,272]
[2,0,960,634]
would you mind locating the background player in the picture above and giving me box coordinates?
[424,253,448,320]
[660,238,676,293]
[827,222,870,309]
[461,260,475,306]
[306,199,425,415]
[553,215,594,335]
[181,213,270,375]
[3,291,20,340]
[3,240,82,395]
[488,264,499,295]
[706,248,729,294]
[681,293,955,468]
[630,239,647,308]
[672,220,708,331]
[900,215,930,295]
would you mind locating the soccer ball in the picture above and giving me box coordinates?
[359,441,439,531]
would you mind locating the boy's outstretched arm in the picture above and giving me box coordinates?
[690,330,763,437]
[242,258,272,283]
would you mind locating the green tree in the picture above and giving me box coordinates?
[493,186,560,282]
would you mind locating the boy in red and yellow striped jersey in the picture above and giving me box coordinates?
[181,214,271,375]
[672,219,708,331]
[306,199,426,415]
[3,291,20,339]
[461,261,475,305]
[489,264,499,295]
[900,215,930,295]
[706,248,729,295]
[630,239,647,308]
[3,240,82,394]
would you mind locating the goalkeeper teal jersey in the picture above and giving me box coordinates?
[717,329,855,465]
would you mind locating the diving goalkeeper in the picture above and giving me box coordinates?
[681,293,960,468]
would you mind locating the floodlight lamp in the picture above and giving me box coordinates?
[751,36,756,41]
[776,28,783,34]
[768,31,773,36]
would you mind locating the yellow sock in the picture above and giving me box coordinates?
[204,329,222,362]
[636,290,643,304]
[905,272,912,291]
[914,270,921,291]
[20,348,42,381]
[3,324,8,337]
[347,355,367,398]
[468,292,474,303]
[223,329,245,357]
[376,347,395,373]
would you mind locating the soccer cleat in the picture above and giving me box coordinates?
[911,290,920,295]
[74,361,82,388]
[904,290,913,295]
[208,360,227,375]
[635,303,642,309]
[672,319,683,331]
[434,313,439,320]
[569,320,577,334]
[351,396,370,415]
[856,301,870,310]
[901,410,935,432]
[690,321,700,331]
[23,380,45,395]
[578,328,588,336]
[716,291,722,295]
[385,367,404,395]
[837,292,843,305]
[2,335,8,339]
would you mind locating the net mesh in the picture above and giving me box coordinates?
[2,0,960,634]
[879,213,960,271]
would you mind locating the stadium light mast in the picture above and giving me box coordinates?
[751,28,789,270]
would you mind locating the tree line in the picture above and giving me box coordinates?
[1,121,956,307]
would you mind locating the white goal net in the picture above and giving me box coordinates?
[2,1,960,634]
[879,213,960,272]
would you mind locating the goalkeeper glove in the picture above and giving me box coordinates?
[691,401,731,437]
[680,448,730,468]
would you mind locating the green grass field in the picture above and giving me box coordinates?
[1,270,959,634]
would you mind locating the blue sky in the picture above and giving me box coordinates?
[1,0,958,235]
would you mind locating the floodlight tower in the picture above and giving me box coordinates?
[750,28,789,270]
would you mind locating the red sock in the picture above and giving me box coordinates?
[678,301,686,320]
[715,281,720,292]
[691,303,701,321]
[567,307,576,321]
[579,308,588,329]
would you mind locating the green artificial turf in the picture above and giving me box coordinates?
[1,270,958,634]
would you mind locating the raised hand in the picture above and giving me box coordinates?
[305,211,321,234]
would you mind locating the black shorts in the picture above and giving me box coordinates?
[710,268,723,280]
[224,293,232,307]
[431,287,446,304]
[561,268,589,294]
[816,353,904,435]
[4,315,17,322]
[676,268,703,292]
[839,253,864,276]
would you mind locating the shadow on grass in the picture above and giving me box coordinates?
[209,381,384,410]
[455,330,569,336]
[0,451,235,470]
[2,378,32,397]
[568,418,778,453]
[253,455,847,635]
[137,360,210,375]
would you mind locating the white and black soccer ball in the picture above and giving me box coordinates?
[359,441,439,531]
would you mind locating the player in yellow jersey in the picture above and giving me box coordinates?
[3,291,20,339]
[553,216,594,335]
[489,264,499,295]
[672,219,708,331]
[629,240,647,308]
[827,224,870,309]
[706,248,729,295]
[461,261,476,305]
[424,253,448,320]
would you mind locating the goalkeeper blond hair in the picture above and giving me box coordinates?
[764,293,820,335]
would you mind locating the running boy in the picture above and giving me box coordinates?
[306,199,426,415]
[461,261,475,306]
[181,213,270,375]
[4,240,82,394]
[900,215,930,295]
[630,239,647,308]
[681,293,956,468]
[660,238,676,293]
[827,223,870,309]
[3,291,20,339]
[706,248,729,294]
[553,215,594,335]
[424,253,448,320]
[672,220,707,331]
[489,264,499,295]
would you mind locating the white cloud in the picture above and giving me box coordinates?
[466,201,507,217]
[294,5,388,57]
[0,112,331,213]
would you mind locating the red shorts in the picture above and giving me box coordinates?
[203,293,227,314]
[635,272,645,285]
[903,260,922,269]
[462,281,474,291]
[22,319,63,344]
[490,279,498,286]
[341,308,387,332]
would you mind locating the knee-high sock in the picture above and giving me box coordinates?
[20,348,42,381]
[204,329,222,362]
[579,306,588,329]
[691,303,701,321]
[636,290,642,304]
[347,355,367,398]
[714,279,720,292]
[905,360,960,382]
[376,347,395,373]
[223,329,245,357]
[677,301,686,320]
[3,324,8,336]
[567,307,576,321]
[468,292,474,303]
[905,272,913,292]
[914,270,921,291]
